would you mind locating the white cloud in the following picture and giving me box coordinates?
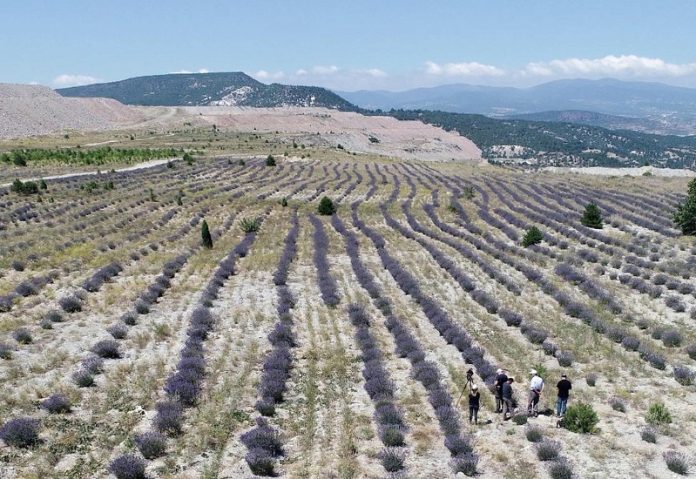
[311,65,340,75]
[170,68,210,74]
[254,70,286,81]
[523,55,696,77]
[359,68,388,78]
[52,74,102,87]
[295,68,308,76]
[425,61,505,77]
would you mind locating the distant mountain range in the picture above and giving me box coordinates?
[339,79,696,135]
[58,72,355,110]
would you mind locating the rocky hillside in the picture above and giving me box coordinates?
[0,84,141,139]
[57,72,356,109]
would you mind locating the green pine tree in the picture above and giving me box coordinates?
[522,226,543,247]
[317,196,336,215]
[674,178,696,235]
[266,154,276,166]
[581,203,603,229]
[201,220,213,249]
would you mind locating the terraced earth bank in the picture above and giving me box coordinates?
[0,155,694,479]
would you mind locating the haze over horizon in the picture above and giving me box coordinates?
[2,0,696,91]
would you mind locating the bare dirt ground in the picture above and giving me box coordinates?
[0,85,482,163]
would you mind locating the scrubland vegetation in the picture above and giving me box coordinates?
[0,144,695,478]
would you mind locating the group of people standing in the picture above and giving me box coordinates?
[464,367,573,424]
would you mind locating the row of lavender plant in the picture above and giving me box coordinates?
[331,212,478,475]
[394,198,570,364]
[308,214,341,306]
[423,202,696,384]
[108,213,267,478]
[242,210,299,476]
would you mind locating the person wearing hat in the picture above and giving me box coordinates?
[556,373,572,417]
[502,377,515,419]
[528,369,544,416]
[493,368,508,413]
[468,384,481,424]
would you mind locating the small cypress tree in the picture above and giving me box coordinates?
[201,220,213,249]
[281,197,288,207]
[522,226,543,247]
[317,196,337,216]
[674,178,696,235]
[581,203,603,229]
[266,155,276,167]
[39,179,47,190]
[183,152,193,165]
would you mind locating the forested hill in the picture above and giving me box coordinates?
[382,109,696,169]
[57,72,356,110]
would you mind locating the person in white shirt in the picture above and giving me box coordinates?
[528,369,544,416]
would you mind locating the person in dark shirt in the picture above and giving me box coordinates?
[468,384,480,424]
[494,368,508,413]
[556,374,572,417]
[501,377,515,419]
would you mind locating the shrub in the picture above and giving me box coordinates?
[609,397,626,412]
[201,219,213,249]
[240,217,260,233]
[548,458,575,479]
[522,226,543,247]
[82,355,104,374]
[525,424,544,442]
[72,369,95,387]
[0,342,12,359]
[12,328,32,344]
[512,414,528,425]
[59,295,82,313]
[673,365,695,386]
[452,453,479,476]
[108,454,147,479]
[581,203,603,229]
[563,402,598,433]
[685,344,696,360]
[42,394,71,414]
[536,439,562,461]
[91,340,121,359]
[10,179,39,195]
[661,329,683,347]
[640,426,657,443]
[663,451,690,475]
[0,417,40,447]
[555,350,574,367]
[107,323,128,340]
[380,426,405,447]
[245,448,276,475]
[380,447,405,472]
[265,154,276,166]
[646,402,672,426]
[46,310,64,323]
[154,401,183,436]
[40,318,53,329]
[11,260,25,271]
[134,431,167,459]
[134,299,150,315]
[121,312,137,326]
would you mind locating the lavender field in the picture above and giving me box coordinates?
[1,156,695,478]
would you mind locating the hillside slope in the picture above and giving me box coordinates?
[384,109,696,169]
[58,72,356,109]
[0,84,142,139]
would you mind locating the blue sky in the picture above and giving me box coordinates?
[2,0,696,90]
